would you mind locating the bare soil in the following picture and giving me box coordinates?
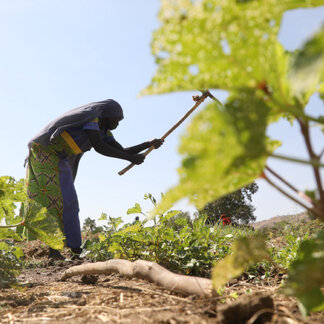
[0,237,323,323]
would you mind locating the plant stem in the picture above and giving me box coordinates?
[297,117,324,212]
[206,90,223,106]
[270,153,324,167]
[263,172,324,221]
[0,221,24,228]
[265,166,314,204]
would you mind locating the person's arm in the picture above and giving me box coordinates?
[125,139,164,154]
[105,138,164,155]
[85,130,145,164]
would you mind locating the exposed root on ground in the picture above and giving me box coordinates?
[61,259,214,297]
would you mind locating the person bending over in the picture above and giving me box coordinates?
[25,99,162,260]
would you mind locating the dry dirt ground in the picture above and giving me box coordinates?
[1,219,324,324]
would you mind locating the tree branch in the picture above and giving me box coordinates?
[265,166,314,204]
[262,172,324,221]
[296,117,324,211]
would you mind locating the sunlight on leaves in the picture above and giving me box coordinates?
[152,95,279,215]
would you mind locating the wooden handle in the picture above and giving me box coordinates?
[118,146,155,175]
[118,91,210,176]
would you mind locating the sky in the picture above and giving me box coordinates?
[1,1,324,226]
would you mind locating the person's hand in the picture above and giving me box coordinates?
[130,154,145,165]
[150,138,164,149]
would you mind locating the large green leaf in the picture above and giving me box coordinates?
[143,0,323,98]
[152,91,279,215]
[289,26,324,106]
[21,200,64,250]
[283,230,324,316]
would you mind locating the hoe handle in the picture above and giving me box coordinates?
[118,91,210,176]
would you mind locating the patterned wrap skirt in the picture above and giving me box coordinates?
[26,135,82,248]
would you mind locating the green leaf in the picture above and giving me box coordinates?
[0,228,23,241]
[108,216,123,231]
[152,93,279,215]
[113,223,142,236]
[161,210,181,221]
[143,0,324,97]
[212,235,269,289]
[12,247,24,260]
[99,212,108,221]
[21,200,64,250]
[289,26,324,105]
[282,230,324,315]
[127,203,143,215]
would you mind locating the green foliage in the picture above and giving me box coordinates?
[0,175,64,286]
[259,219,324,269]
[147,1,324,216]
[127,203,143,215]
[200,182,259,224]
[212,235,269,289]
[82,217,103,234]
[0,241,22,288]
[282,231,324,316]
[0,176,25,225]
[84,195,255,276]
[0,176,25,287]
[143,2,324,313]
[289,26,324,105]
[20,200,64,250]
[152,98,279,214]
[144,0,324,97]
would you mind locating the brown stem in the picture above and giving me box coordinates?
[265,166,314,204]
[263,172,324,221]
[297,118,324,211]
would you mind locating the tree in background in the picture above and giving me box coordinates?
[200,183,258,225]
[165,211,193,230]
[82,217,103,234]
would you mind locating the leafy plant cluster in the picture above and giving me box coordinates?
[0,175,65,287]
[0,176,25,287]
[82,194,255,277]
[82,193,324,314]
[83,195,323,276]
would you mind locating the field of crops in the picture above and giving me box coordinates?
[1,206,324,323]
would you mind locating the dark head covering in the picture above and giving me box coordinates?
[28,99,123,149]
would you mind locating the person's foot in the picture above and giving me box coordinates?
[70,247,83,260]
[48,248,65,260]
